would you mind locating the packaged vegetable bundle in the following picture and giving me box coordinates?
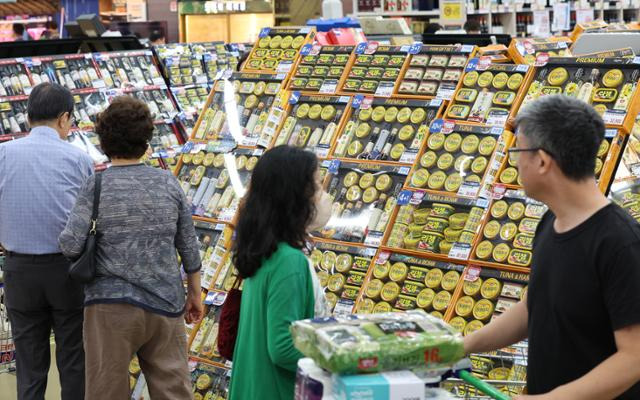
[291,309,465,374]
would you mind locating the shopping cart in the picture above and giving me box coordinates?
[0,256,17,374]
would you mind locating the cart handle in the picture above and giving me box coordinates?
[457,369,512,400]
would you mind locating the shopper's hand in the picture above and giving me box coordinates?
[184,293,204,324]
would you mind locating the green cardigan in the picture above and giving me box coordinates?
[229,243,315,400]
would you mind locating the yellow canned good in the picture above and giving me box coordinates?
[389,262,409,282]
[478,136,498,156]
[416,288,436,309]
[519,217,540,234]
[410,108,427,124]
[492,243,511,263]
[445,173,463,192]
[431,203,456,218]
[464,320,485,336]
[358,107,373,121]
[461,135,480,154]
[437,153,455,170]
[359,173,375,189]
[375,174,393,192]
[488,367,511,381]
[513,233,535,250]
[404,236,420,250]
[425,268,444,289]
[442,270,461,291]
[308,104,323,120]
[425,217,449,233]
[358,298,375,314]
[475,240,494,260]
[474,299,496,321]
[463,71,479,87]
[373,301,392,313]
[363,187,379,204]
[508,248,533,267]
[373,261,391,280]
[366,279,384,299]
[428,171,447,190]
[449,213,469,230]
[397,107,412,123]
[321,251,337,271]
[408,266,430,282]
[432,290,452,311]
[321,105,337,121]
[483,220,501,239]
[411,169,430,188]
[499,222,518,241]
[325,292,339,310]
[317,270,329,287]
[439,240,453,255]
[384,106,399,123]
[398,125,415,141]
[500,167,519,184]
[390,143,405,161]
[341,284,360,300]
[444,227,463,242]
[428,132,446,151]
[402,280,426,296]
[491,200,509,219]
[458,230,476,244]
[343,171,359,187]
[481,278,502,300]
[421,231,444,252]
[431,311,444,319]
[355,122,371,139]
[471,156,488,174]
[507,73,524,90]
[395,295,417,310]
[327,273,346,293]
[463,277,483,297]
[449,316,468,333]
[336,253,354,273]
[507,202,526,221]
[477,71,494,88]
[595,158,603,175]
[444,133,463,152]
[310,249,323,267]
[414,208,431,225]
[602,69,624,88]
[547,67,569,86]
[598,139,610,158]
[455,155,473,172]
[371,106,386,122]
[381,281,401,302]
[492,72,509,90]
[346,186,362,202]
[420,151,438,168]
[455,295,476,317]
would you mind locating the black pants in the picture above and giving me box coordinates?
[3,254,85,400]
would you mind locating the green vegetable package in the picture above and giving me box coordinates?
[291,309,465,374]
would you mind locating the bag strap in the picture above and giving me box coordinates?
[89,173,102,236]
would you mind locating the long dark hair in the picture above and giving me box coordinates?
[233,146,319,278]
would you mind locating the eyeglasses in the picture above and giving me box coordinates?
[507,147,554,165]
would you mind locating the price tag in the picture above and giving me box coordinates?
[289,91,301,104]
[328,159,341,174]
[460,45,474,53]
[276,61,294,73]
[364,231,384,247]
[319,79,338,94]
[259,28,271,38]
[516,64,529,72]
[457,181,480,198]
[449,243,472,260]
[410,191,426,205]
[465,58,479,72]
[181,141,195,153]
[397,190,413,205]
[204,290,227,306]
[351,94,364,109]
[376,251,391,264]
[374,81,395,98]
[430,119,444,133]
[602,110,626,126]
[314,146,330,159]
[300,44,313,55]
[355,42,368,54]
[333,299,355,317]
[492,184,507,199]
[475,197,489,208]
[486,113,509,127]
[465,266,482,281]
[436,85,456,101]
[398,166,411,176]
[399,150,418,164]
[409,42,423,54]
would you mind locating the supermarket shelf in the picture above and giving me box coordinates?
[353,10,440,17]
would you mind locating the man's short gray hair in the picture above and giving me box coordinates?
[514,95,605,180]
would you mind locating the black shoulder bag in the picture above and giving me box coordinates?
[68,173,102,283]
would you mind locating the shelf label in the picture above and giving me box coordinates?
[319,79,338,94]
[602,110,626,126]
[457,181,480,198]
[374,81,395,98]
[449,243,472,260]
[328,159,341,174]
[486,112,509,127]
[399,150,418,164]
[314,146,330,159]
[436,84,456,101]
[364,231,384,247]
[276,61,294,74]
[333,299,355,317]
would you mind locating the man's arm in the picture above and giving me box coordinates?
[517,323,640,400]
[464,292,528,354]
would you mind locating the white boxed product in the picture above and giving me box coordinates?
[333,370,425,400]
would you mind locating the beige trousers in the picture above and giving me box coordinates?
[83,303,192,400]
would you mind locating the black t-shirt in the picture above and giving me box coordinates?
[528,203,640,398]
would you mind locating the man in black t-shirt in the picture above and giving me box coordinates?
[464,95,640,399]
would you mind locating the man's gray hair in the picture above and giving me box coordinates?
[514,95,605,180]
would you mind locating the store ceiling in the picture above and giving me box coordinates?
[0,0,57,17]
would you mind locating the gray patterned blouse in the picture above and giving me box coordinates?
[59,164,202,316]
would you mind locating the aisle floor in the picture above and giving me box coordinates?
[0,343,61,400]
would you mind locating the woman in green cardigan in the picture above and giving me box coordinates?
[229,146,332,400]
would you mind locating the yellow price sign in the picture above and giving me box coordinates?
[439,0,466,25]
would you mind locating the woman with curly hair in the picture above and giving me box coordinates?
[59,96,203,399]
[229,145,332,400]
